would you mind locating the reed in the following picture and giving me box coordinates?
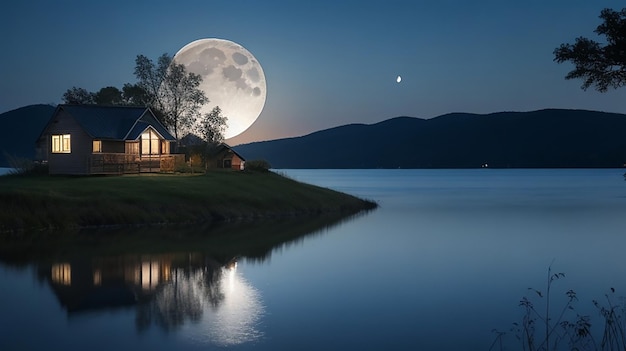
[491,266,626,351]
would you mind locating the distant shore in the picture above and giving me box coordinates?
[0,170,377,233]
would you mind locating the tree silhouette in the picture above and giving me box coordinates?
[93,86,123,105]
[62,86,95,104]
[134,53,208,139]
[554,8,626,92]
[197,106,228,169]
[121,83,150,106]
[200,106,228,146]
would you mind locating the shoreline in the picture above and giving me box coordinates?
[0,170,377,233]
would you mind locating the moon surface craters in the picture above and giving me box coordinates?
[173,38,267,139]
[223,65,243,82]
[232,52,248,65]
[247,68,260,83]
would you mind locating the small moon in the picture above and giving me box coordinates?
[173,38,267,139]
[396,75,402,83]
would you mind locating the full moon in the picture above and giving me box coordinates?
[173,38,267,139]
[396,75,402,83]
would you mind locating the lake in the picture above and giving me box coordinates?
[0,167,13,176]
[2,169,626,350]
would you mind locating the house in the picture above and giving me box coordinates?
[179,134,246,170]
[37,104,184,175]
[212,143,246,170]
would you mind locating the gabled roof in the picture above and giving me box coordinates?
[125,119,172,141]
[45,105,176,141]
[218,143,246,161]
[127,121,157,140]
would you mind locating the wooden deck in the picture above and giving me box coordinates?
[89,153,185,174]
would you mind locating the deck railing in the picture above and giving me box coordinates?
[89,153,185,174]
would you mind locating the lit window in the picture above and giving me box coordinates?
[52,134,71,153]
[141,261,160,291]
[93,140,102,153]
[141,129,160,156]
[93,269,102,286]
[51,263,71,286]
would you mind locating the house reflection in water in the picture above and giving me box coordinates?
[126,259,172,292]
[41,254,214,313]
[39,253,264,345]
[50,259,173,292]
[43,255,174,313]
[51,263,72,286]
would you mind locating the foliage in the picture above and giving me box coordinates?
[554,8,626,92]
[93,86,123,105]
[593,290,626,350]
[245,159,271,172]
[491,267,626,351]
[192,106,228,169]
[62,84,149,106]
[62,86,95,104]
[511,267,579,351]
[2,152,47,176]
[121,83,150,106]
[199,106,228,145]
[134,53,208,139]
[60,52,211,141]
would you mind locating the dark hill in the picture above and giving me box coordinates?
[233,109,626,168]
[0,104,55,167]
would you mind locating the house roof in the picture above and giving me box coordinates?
[48,105,176,141]
[219,143,246,161]
[126,121,169,141]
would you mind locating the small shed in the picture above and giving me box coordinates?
[179,137,246,171]
[37,104,183,175]
[213,143,246,170]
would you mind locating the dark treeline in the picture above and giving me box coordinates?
[234,109,626,169]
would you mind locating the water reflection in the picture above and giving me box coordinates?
[38,253,263,345]
[2,213,366,348]
[180,262,265,346]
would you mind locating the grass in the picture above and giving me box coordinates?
[491,266,626,351]
[0,170,377,232]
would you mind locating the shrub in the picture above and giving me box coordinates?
[245,159,271,172]
[3,153,48,176]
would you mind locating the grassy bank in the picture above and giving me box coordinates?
[0,170,376,232]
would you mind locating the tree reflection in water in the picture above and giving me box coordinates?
[135,258,264,346]
[184,262,265,346]
[8,213,369,347]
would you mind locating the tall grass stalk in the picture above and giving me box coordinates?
[492,267,626,351]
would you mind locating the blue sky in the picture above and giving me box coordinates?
[1,0,624,145]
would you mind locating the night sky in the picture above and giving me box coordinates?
[1,0,623,145]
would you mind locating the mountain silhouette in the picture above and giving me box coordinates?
[0,104,55,167]
[233,109,626,168]
[2,106,626,169]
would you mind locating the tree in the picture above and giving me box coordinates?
[121,83,150,106]
[134,53,208,139]
[62,87,95,104]
[197,106,228,169]
[93,86,123,105]
[199,106,228,146]
[554,8,626,92]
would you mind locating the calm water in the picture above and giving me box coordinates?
[2,169,626,350]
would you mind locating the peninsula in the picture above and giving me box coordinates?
[0,170,377,233]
